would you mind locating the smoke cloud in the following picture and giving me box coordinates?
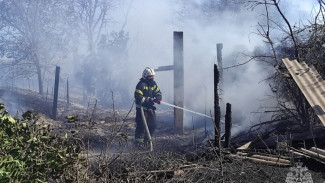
[107,0,318,132]
[0,0,319,134]
[109,1,265,128]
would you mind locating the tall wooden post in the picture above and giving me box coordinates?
[214,64,221,147]
[46,88,48,103]
[52,66,60,119]
[224,103,232,148]
[174,31,184,134]
[66,78,69,108]
[217,43,223,89]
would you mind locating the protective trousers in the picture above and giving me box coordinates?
[135,108,156,142]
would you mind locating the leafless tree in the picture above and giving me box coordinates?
[73,0,115,55]
[0,0,74,94]
[247,0,325,129]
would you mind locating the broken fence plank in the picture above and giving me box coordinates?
[236,152,248,156]
[310,147,325,157]
[251,154,290,164]
[237,141,251,150]
[289,150,309,157]
[230,154,290,166]
[300,148,325,160]
[290,148,325,165]
[246,156,291,166]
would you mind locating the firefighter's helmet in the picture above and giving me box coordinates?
[142,67,155,79]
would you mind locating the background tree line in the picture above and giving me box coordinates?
[0,0,129,106]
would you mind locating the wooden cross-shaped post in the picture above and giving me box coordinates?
[155,31,184,134]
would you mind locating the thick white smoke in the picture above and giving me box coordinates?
[108,0,319,132]
[0,0,319,133]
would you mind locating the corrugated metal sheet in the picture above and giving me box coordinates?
[282,58,325,126]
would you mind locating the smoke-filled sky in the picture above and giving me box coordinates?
[106,0,319,130]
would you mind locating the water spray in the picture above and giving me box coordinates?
[160,101,212,119]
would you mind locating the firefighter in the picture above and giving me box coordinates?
[134,67,162,146]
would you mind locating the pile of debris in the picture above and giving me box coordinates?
[220,58,325,168]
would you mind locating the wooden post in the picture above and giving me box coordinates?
[52,66,60,119]
[174,31,184,134]
[224,103,232,148]
[217,43,223,89]
[214,64,221,147]
[66,78,69,108]
[204,86,207,137]
[46,88,48,103]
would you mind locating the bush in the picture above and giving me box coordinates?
[0,103,85,182]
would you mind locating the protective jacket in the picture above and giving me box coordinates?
[134,78,162,110]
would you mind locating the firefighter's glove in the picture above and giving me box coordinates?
[153,98,162,104]
[145,97,154,105]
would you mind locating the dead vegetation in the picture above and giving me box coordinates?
[1,88,325,182]
[245,0,325,129]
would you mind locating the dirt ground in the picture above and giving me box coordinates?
[1,88,325,182]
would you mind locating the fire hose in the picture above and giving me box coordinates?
[139,100,228,152]
[140,107,153,152]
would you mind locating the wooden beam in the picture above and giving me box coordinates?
[310,147,325,156]
[246,156,290,166]
[155,65,174,72]
[230,154,290,166]
[251,154,290,164]
[52,66,60,119]
[237,141,251,150]
[66,78,69,108]
[217,43,223,89]
[214,64,221,147]
[300,148,325,160]
[224,103,232,148]
[174,31,184,134]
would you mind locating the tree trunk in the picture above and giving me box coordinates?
[34,54,43,95]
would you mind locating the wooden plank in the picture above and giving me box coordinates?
[230,154,290,166]
[214,64,221,147]
[237,141,251,150]
[300,148,325,160]
[224,103,232,148]
[310,147,325,156]
[155,65,174,71]
[246,157,290,166]
[217,43,223,88]
[290,148,325,165]
[251,154,290,164]
[282,58,325,126]
[289,150,309,157]
[174,31,184,134]
[236,152,248,156]
[52,66,60,119]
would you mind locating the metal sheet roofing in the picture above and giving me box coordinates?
[282,58,325,126]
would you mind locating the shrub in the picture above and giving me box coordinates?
[0,103,85,182]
